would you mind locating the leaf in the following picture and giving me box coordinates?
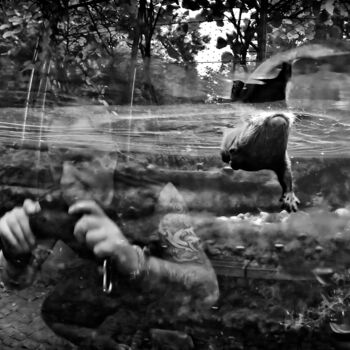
[283,19,293,25]
[182,0,201,11]
[167,45,181,59]
[321,0,334,15]
[287,31,299,40]
[338,5,349,17]
[8,16,24,26]
[329,25,342,39]
[21,63,35,72]
[221,51,234,63]
[78,37,87,46]
[231,41,243,53]
[226,32,237,43]
[3,30,18,39]
[295,24,305,32]
[319,9,329,22]
[216,36,227,49]
[0,24,11,31]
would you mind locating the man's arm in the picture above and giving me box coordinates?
[0,199,55,289]
[144,247,219,308]
[69,198,219,308]
[0,239,55,289]
[129,213,219,308]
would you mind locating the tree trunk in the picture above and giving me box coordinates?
[130,0,158,104]
[256,0,268,62]
[142,45,158,104]
[129,3,143,104]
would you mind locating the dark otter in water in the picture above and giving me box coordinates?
[231,62,292,103]
[220,112,299,212]
[231,43,349,104]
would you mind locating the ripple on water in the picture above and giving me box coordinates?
[0,103,348,159]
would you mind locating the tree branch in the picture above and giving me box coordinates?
[282,9,307,20]
[150,0,166,39]
[91,2,116,49]
[67,0,108,11]
[339,0,350,14]
[249,40,258,52]
[268,0,291,12]
[228,8,245,43]
[86,4,113,56]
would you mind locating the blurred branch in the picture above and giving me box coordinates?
[86,3,113,56]
[91,2,116,48]
[339,0,349,13]
[150,0,166,39]
[268,0,291,12]
[67,0,108,10]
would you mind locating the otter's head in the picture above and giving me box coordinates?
[220,128,246,170]
[231,80,245,101]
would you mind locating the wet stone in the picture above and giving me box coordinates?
[2,335,14,346]
[2,308,11,316]
[11,331,26,341]
[16,323,31,334]
[21,339,40,349]
[31,329,53,342]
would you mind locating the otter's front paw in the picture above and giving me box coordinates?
[280,192,300,212]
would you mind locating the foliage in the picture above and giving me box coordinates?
[182,0,350,72]
[156,14,210,64]
[0,0,212,104]
[268,0,350,54]
[0,0,349,104]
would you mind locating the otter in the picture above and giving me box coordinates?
[231,62,292,103]
[220,112,300,212]
[230,43,349,104]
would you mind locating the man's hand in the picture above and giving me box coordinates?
[0,199,40,256]
[69,200,139,274]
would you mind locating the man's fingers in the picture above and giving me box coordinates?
[17,216,36,248]
[2,211,31,252]
[85,228,106,249]
[73,216,88,244]
[23,199,41,215]
[69,200,104,217]
[0,217,19,248]
[92,241,111,258]
[12,206,36,247]
[74,215,105,243]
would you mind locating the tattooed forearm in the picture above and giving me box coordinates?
[159,226,206,264]
[145,255,219,307]
[138,212,219,306]
[157,213,206,263]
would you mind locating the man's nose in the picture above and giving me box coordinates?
[221,150,230,163]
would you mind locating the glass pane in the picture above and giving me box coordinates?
[0,1,350,349]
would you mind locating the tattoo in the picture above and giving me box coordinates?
[159,226,204,263]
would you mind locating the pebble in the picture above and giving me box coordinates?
[297,232,308,241]
[274,243,284,251]
[218,216,229,221]
[334,208,350,217]
[230,216,242,221]
[222,166,233,174]
[146,164,156,171]
[315,245,324,253]
[196,162,204,170]
[235,245,246,252]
